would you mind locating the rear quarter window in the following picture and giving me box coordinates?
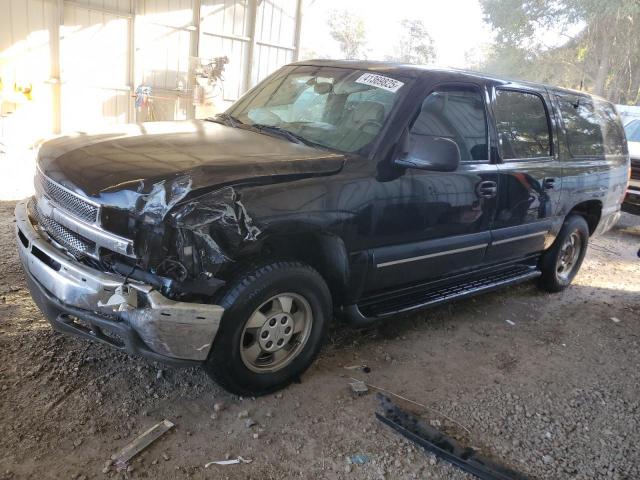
[556,94,605,157]
[595,101,627,155]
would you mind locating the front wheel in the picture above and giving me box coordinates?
[538,215,589,292]
[203,261,331,396]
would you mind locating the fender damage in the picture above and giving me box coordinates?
[34,120,345,299]
[22,120,345,362]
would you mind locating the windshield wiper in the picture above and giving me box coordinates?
[250,123,313,146]
[207,113,243,128]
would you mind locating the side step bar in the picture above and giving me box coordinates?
[344,264,540,325]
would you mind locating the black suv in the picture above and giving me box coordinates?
[16,60,629,395]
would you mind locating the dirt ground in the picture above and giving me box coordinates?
[1,200,639,480]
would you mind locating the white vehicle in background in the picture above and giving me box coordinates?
[617,104,640,126]
[623,119,640,215]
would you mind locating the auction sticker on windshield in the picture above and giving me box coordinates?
[355,73,404,93]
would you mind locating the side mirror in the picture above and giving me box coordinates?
[395,132,461,172]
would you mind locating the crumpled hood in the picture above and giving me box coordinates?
[38,120,346,207]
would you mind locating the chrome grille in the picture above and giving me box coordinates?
[37,172,99,223]
[33,202,96,257]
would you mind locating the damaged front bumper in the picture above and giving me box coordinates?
[15,198,224,365]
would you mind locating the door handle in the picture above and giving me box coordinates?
[543,178,556,189]
[476,180,497,198]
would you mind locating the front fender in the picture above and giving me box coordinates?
[169,186,261,270]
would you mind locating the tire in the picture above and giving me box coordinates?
[538,215,589,292]
[203,261,332,396]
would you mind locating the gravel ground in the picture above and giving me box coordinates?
[1,200,639,479]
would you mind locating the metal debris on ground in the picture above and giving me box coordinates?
[505,320,516,326]
[349,377,470,435]
[204,456,252,467]
[348,454,370,465]
[611,317,621,323]
[344,364,371,373]
[112,419,174,469]
[349,380,369,396]
[375,394,529,480]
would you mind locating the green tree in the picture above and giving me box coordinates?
[479,0,640,104]
[390,19,436,65]
[327,9,368,60]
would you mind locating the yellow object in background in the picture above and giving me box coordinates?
[14,83,33,101]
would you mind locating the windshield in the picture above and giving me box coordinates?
[624,119,640,143]
[226,65,409,153]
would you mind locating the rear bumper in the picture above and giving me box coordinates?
[593,205,621,236]
[15,198,224,364]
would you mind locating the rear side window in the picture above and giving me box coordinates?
[556,95,604,157]
[410,86,488,161]
[494,89,551,159]
[594,101,627,155]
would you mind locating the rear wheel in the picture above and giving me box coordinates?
[538,215,589,292]
[203,261,331,396]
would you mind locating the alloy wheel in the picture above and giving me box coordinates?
[239,293,313,373]
[556,230,582,281]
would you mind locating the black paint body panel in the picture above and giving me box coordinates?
[35,61,629,308]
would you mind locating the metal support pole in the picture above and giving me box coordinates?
[243,0,259,94]
[187,0,201,119]
[128,0,137,123]
[292,0,303,62]
[49,0,63,134]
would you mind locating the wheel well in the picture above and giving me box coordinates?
[568,200,602,235]
[257,232,349,304]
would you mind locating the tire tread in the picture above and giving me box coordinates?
[204,260,331,396]
[538,214,589,293]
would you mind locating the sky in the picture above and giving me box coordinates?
[299,0,495,69]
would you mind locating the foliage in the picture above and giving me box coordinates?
[479,0,640,104]
[327,10,368,60]
[389,19,437,65]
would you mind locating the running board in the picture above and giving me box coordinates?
[346,264,541,323]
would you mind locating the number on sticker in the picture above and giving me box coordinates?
[355,73,404,93]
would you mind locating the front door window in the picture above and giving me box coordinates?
[410,86,489,162]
